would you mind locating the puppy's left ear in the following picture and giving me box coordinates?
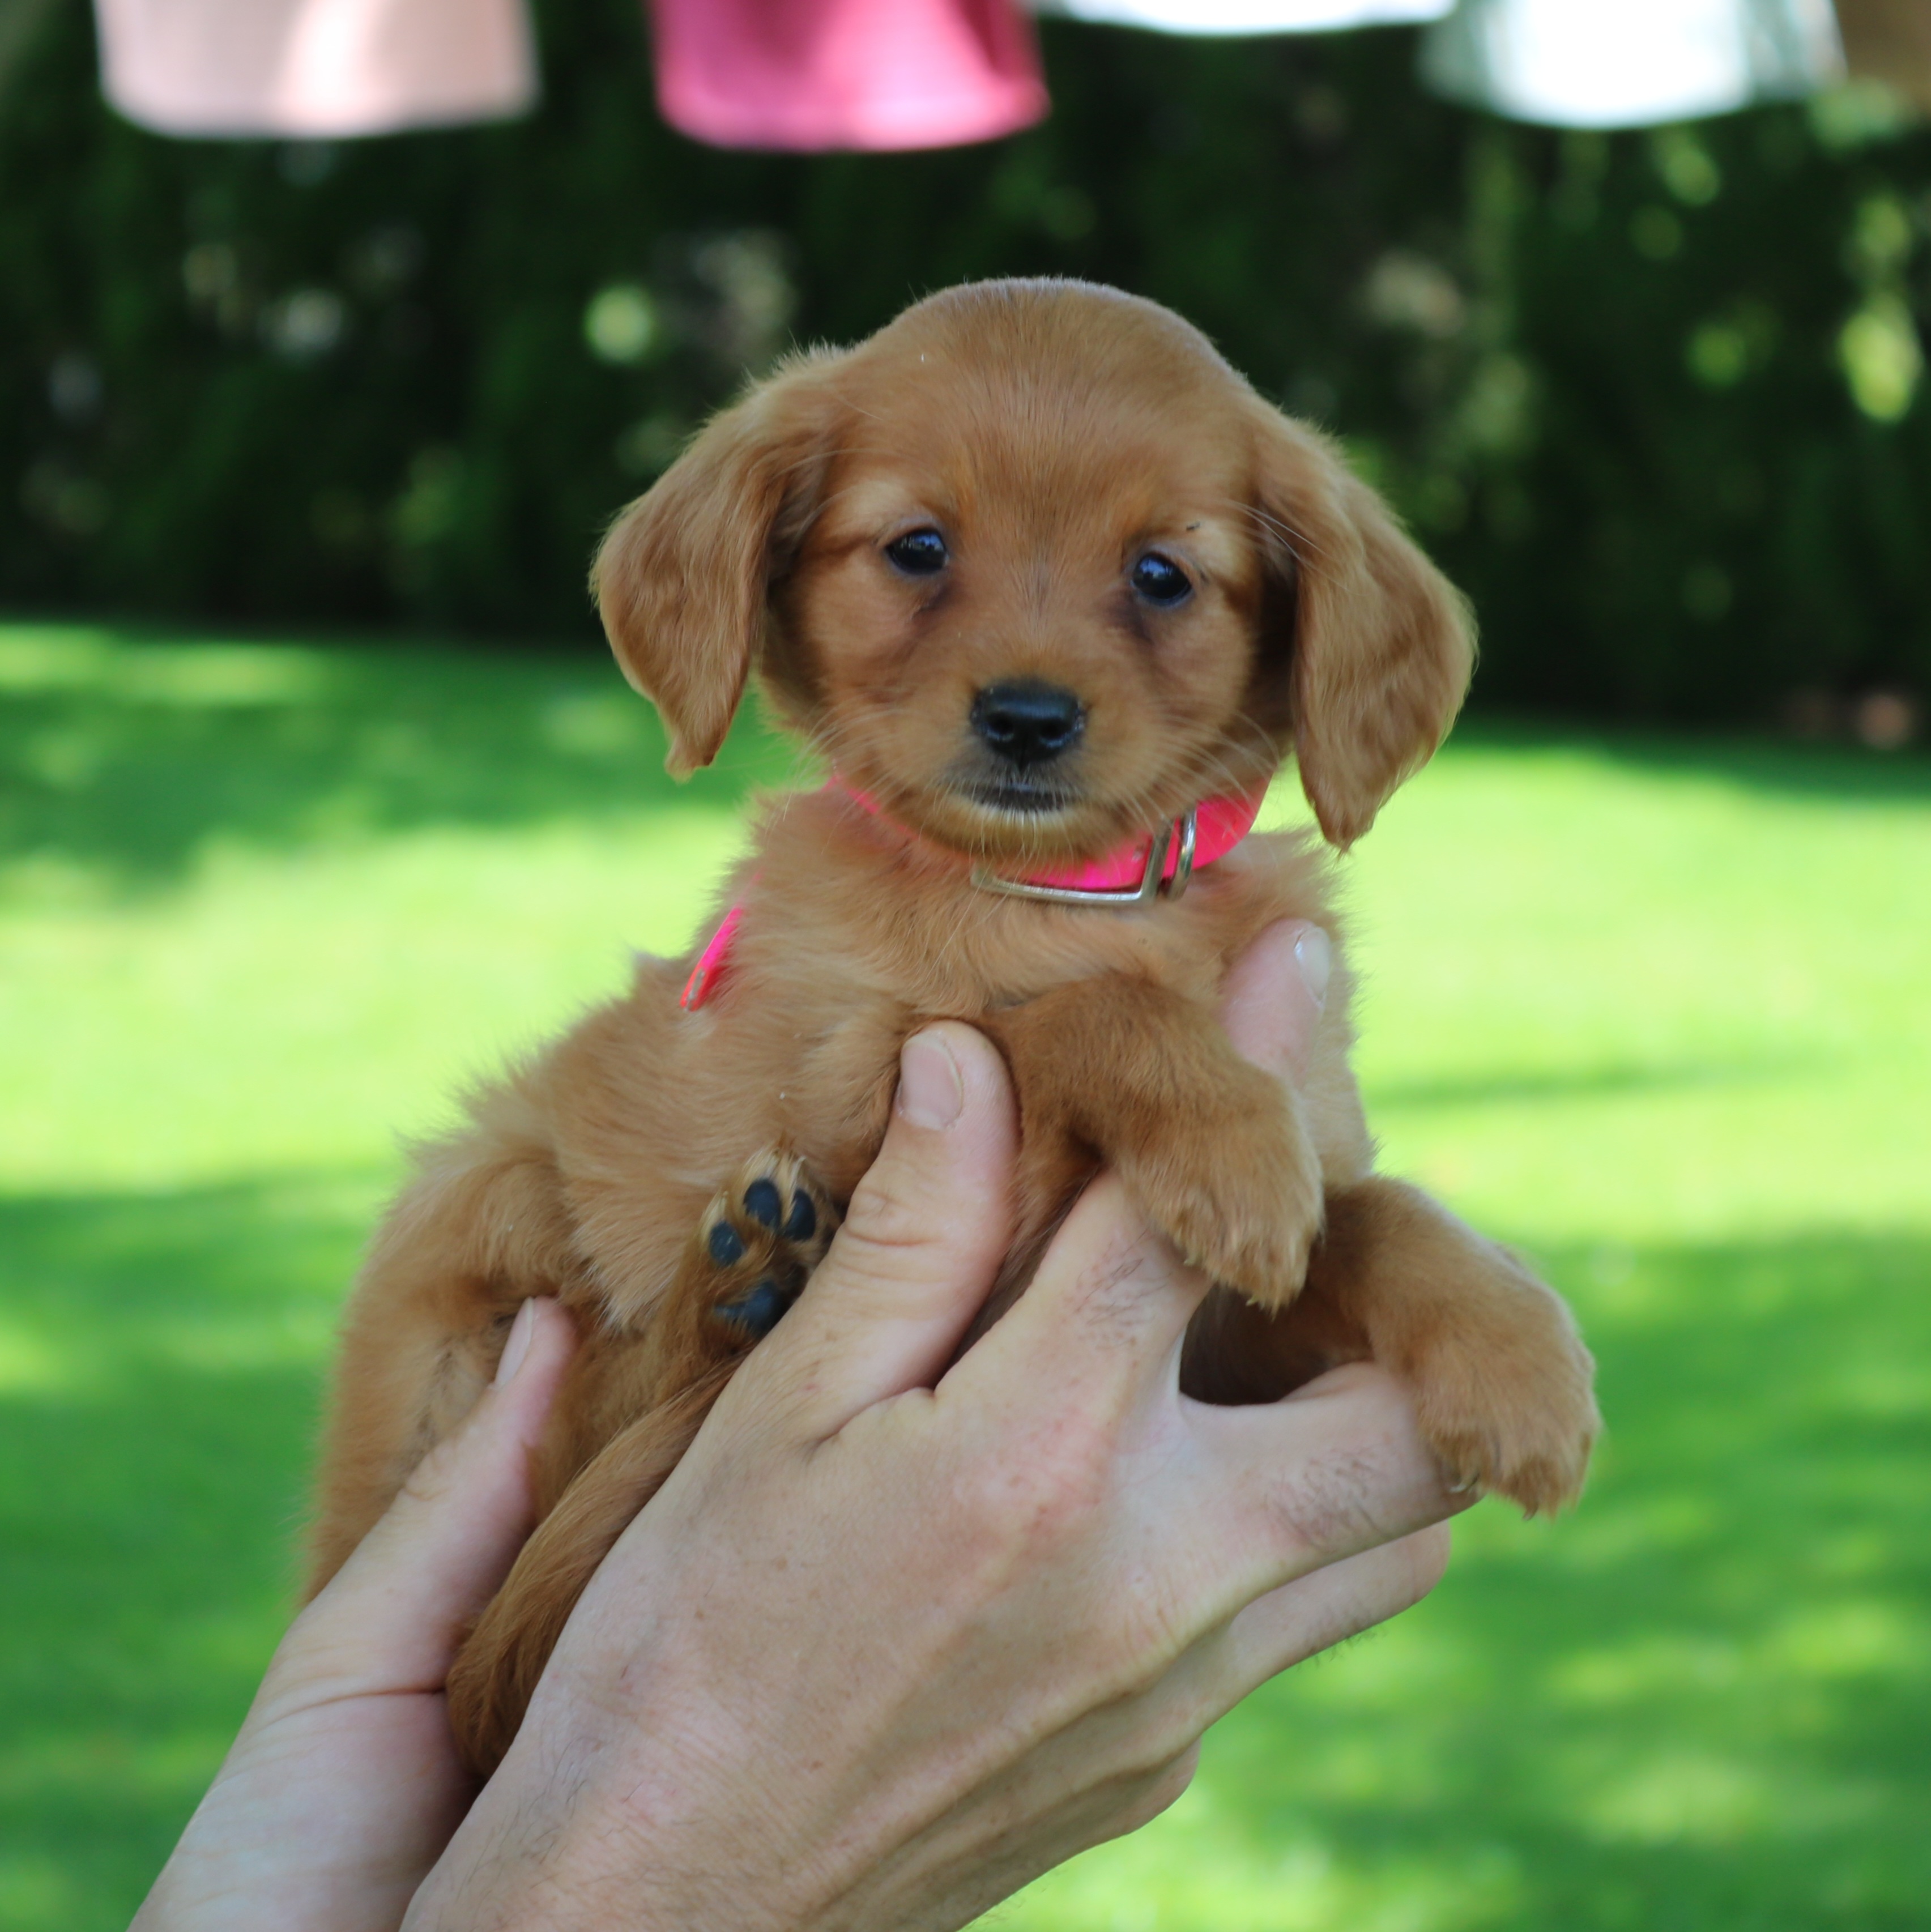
[1250,408,1474,848]
[592,353,843,777]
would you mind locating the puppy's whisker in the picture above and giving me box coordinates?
[1226,499,1328,569]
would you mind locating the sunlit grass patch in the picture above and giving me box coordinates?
[1,622,1927,1931]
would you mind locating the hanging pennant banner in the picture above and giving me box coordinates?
[1030,0,1452,31]
[1418,0,1843,129]
[96,0,539,138]
[651,0,1048,152]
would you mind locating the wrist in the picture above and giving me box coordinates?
[407,1727,826,1932]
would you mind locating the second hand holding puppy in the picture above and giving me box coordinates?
[406,922,1467,1932]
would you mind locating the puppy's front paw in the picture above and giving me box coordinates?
[1408,1249,1600,1515]
[1122,1069,1324,1308]
[681,1151,839,1344]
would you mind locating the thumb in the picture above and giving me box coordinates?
[1220,918,1331,1083]
[761,1023,1019,1438]
[267,1298,578,1708]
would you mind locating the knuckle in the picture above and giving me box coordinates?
[1253,1371,1438,1559]
[1066,1227,1169,1336]
[1096,1585,1210,1701]
[395,1433,463,1511]
[1109,1690,1214,1784]
[1115,1748,1199,1836]
[837,1163,941,1261]
[1259,1440,1409,1560]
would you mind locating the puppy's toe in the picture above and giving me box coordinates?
[1217,1155,1325,1310]
[707,1218,749,1267]
[743,1176,783,1230]
[1422,1396,1598,1516]
[715,1278,790,1340]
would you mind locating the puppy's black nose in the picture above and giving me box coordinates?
[970,681,1085,767]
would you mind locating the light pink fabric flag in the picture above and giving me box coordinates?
[649,0,1048,151]
[96,0,538,138]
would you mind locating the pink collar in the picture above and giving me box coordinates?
[681,778,1267,1012]
[831,778,1268,906]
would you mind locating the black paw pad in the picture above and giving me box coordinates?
[743,1178,783,1229]
[715,1279,788,1339]
[782,1189,817,1242]
[708,1221,747,1266]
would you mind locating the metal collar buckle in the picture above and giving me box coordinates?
[968,807,1199,907]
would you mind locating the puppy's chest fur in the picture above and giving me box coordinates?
[529,793,1339,1332]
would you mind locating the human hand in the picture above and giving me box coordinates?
[406,919,1464,1932]
[131,1296,578,1932]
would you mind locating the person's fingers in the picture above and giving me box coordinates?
[756,1024,1021,1438]
[1213,1522,1452,1696]
[973,922,1333,1410]
[1018,1523,1451,1806]
[1180,1362,1465,1609]
[269,1298,578,1704]
[953,1166,1199,1415]
[1219,918,1330,1084]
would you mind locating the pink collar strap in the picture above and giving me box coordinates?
[681,779,1269,1012]
[832,778,1268,907]
[680,902,744,1012]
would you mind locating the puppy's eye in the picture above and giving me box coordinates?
[1131,552,1192,607]
[885,528,949,577]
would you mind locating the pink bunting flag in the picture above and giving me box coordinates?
[649,0,1048,151]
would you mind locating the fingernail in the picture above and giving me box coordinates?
[1292,925,1331,1009]
[896,1029,964,1129]
[494,1300,536,1387]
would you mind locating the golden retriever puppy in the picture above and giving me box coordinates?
[308,278,1599,1773]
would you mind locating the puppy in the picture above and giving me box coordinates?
[309,278,1598,1774]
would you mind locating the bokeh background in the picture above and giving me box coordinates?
[2,3,1928,1927]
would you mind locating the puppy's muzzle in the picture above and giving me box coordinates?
[970,680,1085,769]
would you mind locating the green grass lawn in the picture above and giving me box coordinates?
[2,620,1927,1932]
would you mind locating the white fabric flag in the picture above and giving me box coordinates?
[1030,0,1453,35]
[96,0,538,138]
[1418,0,1843,128]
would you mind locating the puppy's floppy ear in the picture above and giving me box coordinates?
[1250,408,1474,848]
[592,353,842,777]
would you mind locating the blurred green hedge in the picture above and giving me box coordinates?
[3,1,1929,720]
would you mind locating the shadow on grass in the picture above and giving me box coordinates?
[4,1172,1929,1930]
[0,1174,381,1931]
[0,623,801,889]
[1203,1224,1931,1930]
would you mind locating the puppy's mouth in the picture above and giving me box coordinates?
[957,777,1080,817]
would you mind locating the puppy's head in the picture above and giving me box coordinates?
[595,279,1472,854]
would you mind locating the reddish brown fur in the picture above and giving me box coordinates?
[309,279,1598,1776]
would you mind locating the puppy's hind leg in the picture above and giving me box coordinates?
[446,1362,736,1775]
[308,1134,582,1595]
[447,1150,839,1772]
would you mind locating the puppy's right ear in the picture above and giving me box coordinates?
[592,355,842,777]
[1248,407,1474,849]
